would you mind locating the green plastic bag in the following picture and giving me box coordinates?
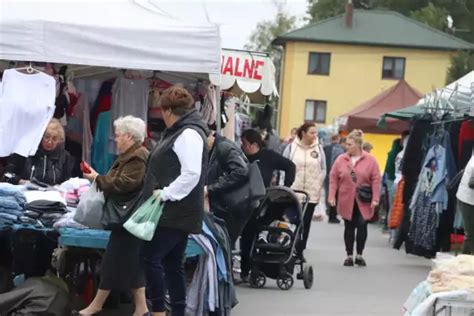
[123,194,163,241]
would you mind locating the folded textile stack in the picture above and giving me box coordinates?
[428,255,474,293]
[24,200,68,228]
[59,178,91,207]
[0,183,26,225]
[53,211,87,230]
[403,254,474,316]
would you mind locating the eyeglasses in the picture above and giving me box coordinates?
[43,135,61,143]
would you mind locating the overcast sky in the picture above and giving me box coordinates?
[179,0,309,50]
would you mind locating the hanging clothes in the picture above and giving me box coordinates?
[408,144,449,257]
[92,111,115,175]
[65,93,93,163]
[108,77,149,154]
[222,98,236,141]
[408,192,439,257]
[199,84,217,127]
[388,178,405,229]
[0,69,56,157]
[458,120,474,169]
[395,119,433,251]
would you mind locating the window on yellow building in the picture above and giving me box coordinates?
[382,57,405,79]
[308,52,331,75]
[305,100,327,123]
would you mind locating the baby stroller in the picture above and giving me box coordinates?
[248,186,314,290]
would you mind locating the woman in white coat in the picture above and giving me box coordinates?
[283,122,326,259]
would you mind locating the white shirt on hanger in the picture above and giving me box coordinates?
[0,69,56,157]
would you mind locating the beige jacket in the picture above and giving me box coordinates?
[284,139,326,204]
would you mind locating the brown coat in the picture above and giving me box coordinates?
[95,143,149,201]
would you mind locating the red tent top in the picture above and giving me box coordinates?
[339,80,423,134]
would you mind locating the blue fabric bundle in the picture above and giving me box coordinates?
[0,183,26,225]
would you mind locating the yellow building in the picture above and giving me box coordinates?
[274,9,474,136]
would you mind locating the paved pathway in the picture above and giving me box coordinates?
[232,221,431,316]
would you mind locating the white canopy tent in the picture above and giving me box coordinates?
[415,71,474,117]
[0,0,221,74]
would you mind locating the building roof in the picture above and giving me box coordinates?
[339,80,423,134]
[274,10,474,51]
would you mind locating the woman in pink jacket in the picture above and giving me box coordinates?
[328,130,381,267]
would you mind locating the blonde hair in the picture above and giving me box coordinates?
[348,129,364,147]
[114,116,147,143]
[362,142,373,152]
[45,118,65,142]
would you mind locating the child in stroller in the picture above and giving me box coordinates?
[249,187,314,290]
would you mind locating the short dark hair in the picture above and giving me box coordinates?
[160,86,194,116]
[330,134,341,142]
[242,129,265,148]
[296,122,316,140]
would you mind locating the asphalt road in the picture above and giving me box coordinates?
[232,220,431,316]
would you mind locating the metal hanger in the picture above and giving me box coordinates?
[14,61,47,75]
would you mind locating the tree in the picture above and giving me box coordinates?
[245,1,297,92]
[245,1,296,61]
[306,0,370,22]
[410,3,449,30]
[447,51,474,84]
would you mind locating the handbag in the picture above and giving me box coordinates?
[349,165,373,203]
[222,161,266,210]
[357,185,373,203]
[74,182,104,229]
[101,192,143,230]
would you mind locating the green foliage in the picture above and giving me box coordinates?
[447,51,474,84]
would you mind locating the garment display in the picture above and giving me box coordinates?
[388,178,405,229]
[65,93,93,162]
[108,77,149,154]
[222,98,236,141]
[0,69,56,157]
[92,111,115,175]
[198,84,217,127]
[187,234,218,316]
[0,184,26,225]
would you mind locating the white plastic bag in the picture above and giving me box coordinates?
[73,183,104,229]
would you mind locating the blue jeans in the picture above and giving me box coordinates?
[142,227,188,315]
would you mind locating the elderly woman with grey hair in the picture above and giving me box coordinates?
[77,116,150,316]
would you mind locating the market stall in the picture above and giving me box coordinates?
[209,49,280,149]
[0,1,239,315]
[378,73,474,259]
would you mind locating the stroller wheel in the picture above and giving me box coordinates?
[276,273,294,291]
[250,271,266,289]
[303,265,314,289]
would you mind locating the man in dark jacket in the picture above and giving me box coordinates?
[323,134,345,223]
[206,132,249,244]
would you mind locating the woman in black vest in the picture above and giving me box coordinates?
[141,86,208,316]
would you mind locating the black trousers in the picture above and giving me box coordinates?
[240,215,257,277]
[344,203,368,256]
[142,227,188,315]
[299,203,317,253]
